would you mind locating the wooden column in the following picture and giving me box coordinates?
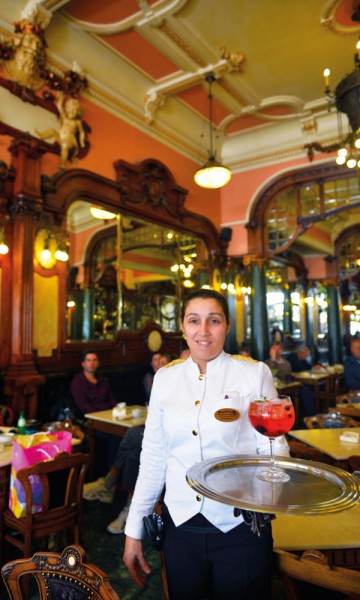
[3,137,45,419]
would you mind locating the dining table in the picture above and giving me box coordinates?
[335,402,360,421]
[272,502,360,569]
[292,370,332,413]
[84,406,147,478]
[287,427,360,469]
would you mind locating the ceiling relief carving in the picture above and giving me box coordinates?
[2,1,360,168]
[0,5,90,168]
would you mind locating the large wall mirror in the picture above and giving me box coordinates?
[66,200,209,342]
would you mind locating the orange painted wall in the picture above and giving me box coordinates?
[303,256,328,280]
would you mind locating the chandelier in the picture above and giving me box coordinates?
[194,74,232,189]
[325,38,360,168]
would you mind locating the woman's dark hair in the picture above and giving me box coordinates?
[181,289,230,324]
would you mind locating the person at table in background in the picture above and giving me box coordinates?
[123,289,289,600]
[84,352,171,534]
[83,423,145,534]
[265,342,292,381]
[238,341,252,357]
[70,348,117,415]
[71,348,118,474]
[288,345,324,373]
[287,345,324,416]
[143,352,162,403]
[344,338,360,391]
[160,353,172,367]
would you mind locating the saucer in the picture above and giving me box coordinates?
[0,433,15,445]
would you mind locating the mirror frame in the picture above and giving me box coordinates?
[41,158,225,366]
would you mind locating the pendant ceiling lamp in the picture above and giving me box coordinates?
[194,73,232,189]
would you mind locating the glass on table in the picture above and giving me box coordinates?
[248,395,295,483]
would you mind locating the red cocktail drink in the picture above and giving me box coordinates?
[248,399,295,437]
[248,395,294,483]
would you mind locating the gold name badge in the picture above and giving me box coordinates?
[214,408,240,422]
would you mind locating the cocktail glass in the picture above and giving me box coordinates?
[248,395,295,483]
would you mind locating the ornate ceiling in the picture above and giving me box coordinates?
[2,0,360,173]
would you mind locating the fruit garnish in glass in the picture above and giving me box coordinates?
[248,395,295,483]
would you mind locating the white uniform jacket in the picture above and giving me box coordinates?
[124,351,290,538]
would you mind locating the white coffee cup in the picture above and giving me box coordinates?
[131,408,142,418]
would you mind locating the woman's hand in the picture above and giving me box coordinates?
[123,536,151,588]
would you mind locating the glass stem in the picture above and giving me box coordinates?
[269,437,275,473]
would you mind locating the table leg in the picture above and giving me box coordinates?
[87,427,97,481]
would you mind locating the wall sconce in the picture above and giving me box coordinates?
[54,232,69,262]
[0,223,9,255]
[241,286,251,295]
[35,224,70,268]
[55,246,69,262]
[41,235,51,261]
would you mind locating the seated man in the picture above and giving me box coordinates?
[71,348,117,474]
[344,338,360,391]
[265,342,292,381]
[83,424,144,534]
[70,348,116,416]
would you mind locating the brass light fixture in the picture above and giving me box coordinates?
[194,74,232,189]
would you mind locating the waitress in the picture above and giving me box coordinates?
[123,289,289,599]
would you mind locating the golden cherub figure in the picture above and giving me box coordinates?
[36,92,86,168]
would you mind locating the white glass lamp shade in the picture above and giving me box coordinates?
[194,158,232,189]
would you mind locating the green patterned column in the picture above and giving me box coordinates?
[325,278,343,365]
[224,289,238,354]
[245,256,269,361]
[82,288,95,340]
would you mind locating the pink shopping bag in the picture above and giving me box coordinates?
[9,430,72,518]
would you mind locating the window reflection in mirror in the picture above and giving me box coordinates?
[65,201,209,341]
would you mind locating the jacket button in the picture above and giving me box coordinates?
[192,430,198,436]
[196,495,202,502]
[198,374,204,380]
[195,400,200,406]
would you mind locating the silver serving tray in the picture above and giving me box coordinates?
[186,455,360,515]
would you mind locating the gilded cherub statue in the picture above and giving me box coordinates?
[36,92,86,168]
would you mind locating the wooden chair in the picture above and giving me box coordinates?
[287,440,330,464]
[0,451,91,563]
[1,544,120,599]
[274,548,360,599]
[348,455,360,474]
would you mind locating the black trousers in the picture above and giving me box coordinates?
[162,505,273,600]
